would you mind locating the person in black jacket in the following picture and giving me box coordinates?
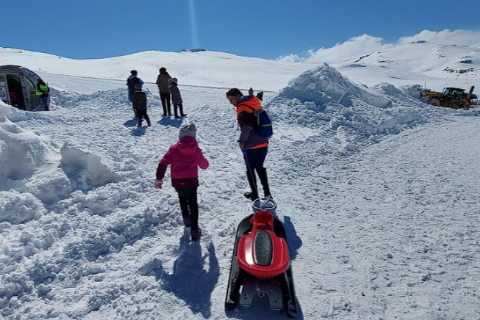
[126,70,144,105]
[132,84,151,128]
[169,78,186,118]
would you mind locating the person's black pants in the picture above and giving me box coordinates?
[243,147,271,197]
[175,187,199,230]
[160,92,171,115]
[173,103,185,117]
[244,147,268,170]
[136,109,151,127]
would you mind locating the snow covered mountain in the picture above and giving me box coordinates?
[1,32,480,320]
[336,40,480,90]
[2,32,479,92]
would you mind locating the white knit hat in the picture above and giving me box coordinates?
[179,123,196,139]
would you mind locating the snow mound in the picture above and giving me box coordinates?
[278,63,391,109]
[266,65,443,181]
[60,143,120,188]
[0,101,11,118]
[0,115,56,181]
[268,64,436,138]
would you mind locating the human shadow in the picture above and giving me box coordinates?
[123,118,137,127]
[157,116,183,128]
[130,126,147,136]
[139,232,220,318]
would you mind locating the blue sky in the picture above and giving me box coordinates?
[3,0,480,60]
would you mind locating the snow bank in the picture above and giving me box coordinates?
[265,64,445,185]
[269,64,437,140]
[60,143,120,189]
[278,63,391,109]
[0,98,120,227]
[0,101,11,119]
[0,111,55,181]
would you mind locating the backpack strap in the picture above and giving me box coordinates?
[236,103,255,115]
[239,104,262,126]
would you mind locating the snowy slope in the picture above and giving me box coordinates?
[336,40,480,91]
[1,36,480,320]
[0,48,308,93]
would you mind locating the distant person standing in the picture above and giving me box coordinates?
[156,67,172,117]
[132,84,151,128]
[169,78,186,118]
[36,79,50,111]
[126,70,144,105]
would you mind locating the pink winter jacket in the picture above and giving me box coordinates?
[156,136,209,188]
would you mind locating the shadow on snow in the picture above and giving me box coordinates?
[157,116,184,128]
[139,231,220,318]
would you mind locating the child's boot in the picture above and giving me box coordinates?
[190,227,202,241]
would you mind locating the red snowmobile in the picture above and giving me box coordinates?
[225,198,298,317]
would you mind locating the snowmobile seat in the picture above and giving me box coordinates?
[236,210,290,278]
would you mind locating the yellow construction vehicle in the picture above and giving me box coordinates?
[422,86,477,109]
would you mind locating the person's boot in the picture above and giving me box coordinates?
[174,109,180,119]
[256,167,272,198]
[161,104,167,117]
[190,227,202,241]
[244,170,259,201]
[179,105,187,117]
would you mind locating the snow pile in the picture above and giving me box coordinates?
[267,64,439,169]
[0,101,11,118]
[278,63,391,108]
[0,101,59,186]
[0,98,120,227]
[60,143,120,189]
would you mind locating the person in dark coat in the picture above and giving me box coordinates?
[126,70,144,105]
[156,67,172,116]
[132,84,151,128]
[169,78,186,118]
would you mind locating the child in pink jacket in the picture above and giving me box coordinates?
[154,123,209,241]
